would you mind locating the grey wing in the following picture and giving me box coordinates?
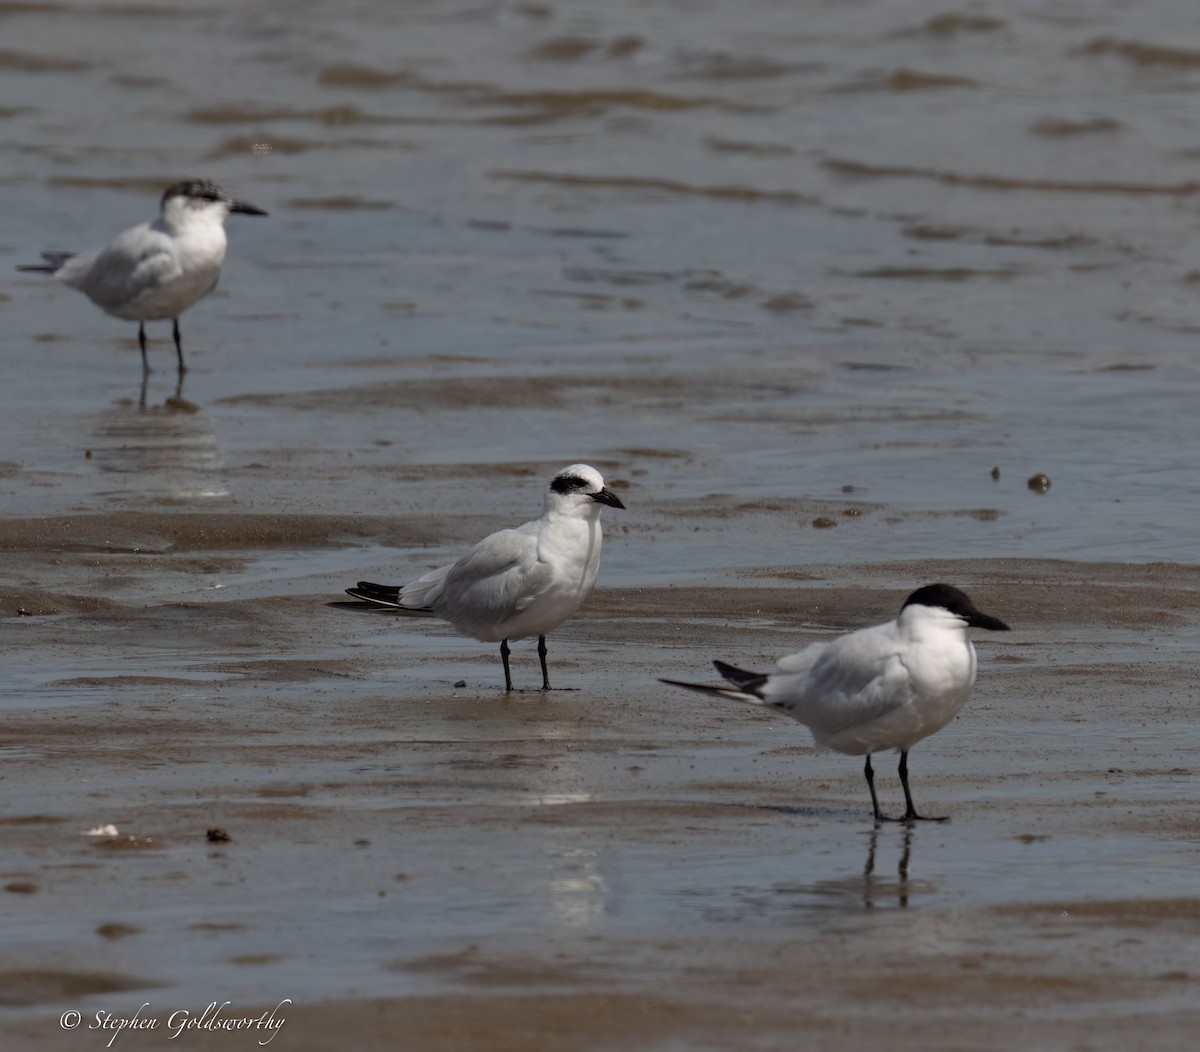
[437,528,550,633]
[763,626,915,735]
[774,641,828,676]
[67,225,181,311]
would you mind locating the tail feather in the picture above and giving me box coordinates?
[345,580,435,616]
[658,677,766,707]
[17,251,75,274]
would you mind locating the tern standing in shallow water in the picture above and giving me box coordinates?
[661,584,1010,822]
[346,464,626,691]
[17,180,267,376]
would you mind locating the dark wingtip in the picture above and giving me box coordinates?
[346,581,402,603]
[17,251,74,274]
[352,580,402,595]
[712,659,769,693]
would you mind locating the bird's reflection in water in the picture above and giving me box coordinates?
[89,377,229,502]
[546,845,608,929]
[862,823,913,910]
[779,824,923,914]
[696,824,932,922]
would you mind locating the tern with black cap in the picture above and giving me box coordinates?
[661,584,1010,822]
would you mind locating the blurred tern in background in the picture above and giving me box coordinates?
[346,464,626,691]
[661,584,1010,822]
[18,180,267,376]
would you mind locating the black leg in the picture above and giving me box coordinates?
[537,635,550,690]
[898,750,948,822]
[867,753,908,823]
[138,322,149,374]
[500,638,512,692]
[865,754,889,823]
[173,318,187,375]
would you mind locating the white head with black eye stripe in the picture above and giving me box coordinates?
[159,179,269,226]
[544,463,626,517]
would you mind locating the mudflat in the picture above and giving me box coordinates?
[4,513,1199,1049]
[8,0,1200,1044]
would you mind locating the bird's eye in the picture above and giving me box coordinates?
[550,474,589,495]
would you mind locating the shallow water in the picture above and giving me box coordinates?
[6,0,1200,562]
[5,1,1200,1047]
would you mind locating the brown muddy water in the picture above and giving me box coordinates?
[5,1,1200,1049]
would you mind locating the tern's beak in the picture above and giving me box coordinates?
[591,487,626,510]
[230,200,268,217]
[966,610,1010,631]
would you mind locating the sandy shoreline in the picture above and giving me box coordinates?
[10,0,1200,1044]
[4,522,1200,1049]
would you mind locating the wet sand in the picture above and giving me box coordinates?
[4,518,1200,1048]
[8,0,1200,1046]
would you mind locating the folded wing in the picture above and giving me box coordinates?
[65,226,184,314]
[760,625,915,737]
[437,527,550,635]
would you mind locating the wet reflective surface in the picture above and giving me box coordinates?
[6,1,1200,1048]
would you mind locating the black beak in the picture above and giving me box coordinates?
[591,487,626,510]
[966,610,1010,632]
[230,200,268,217]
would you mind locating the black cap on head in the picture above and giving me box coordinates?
[902,583,1010,631]
[162,180,230,207]
[161,180,267,217]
